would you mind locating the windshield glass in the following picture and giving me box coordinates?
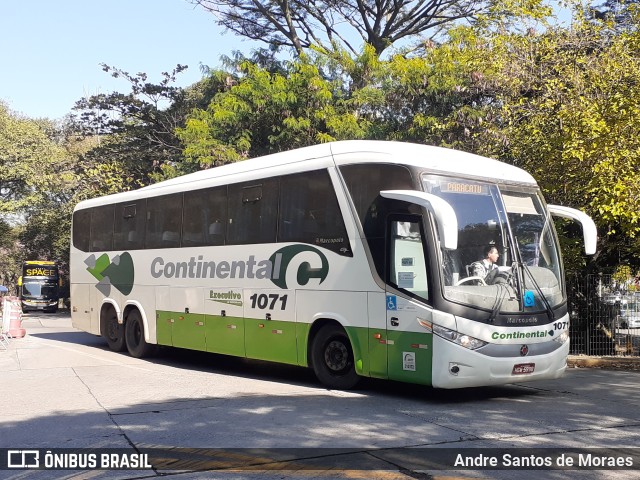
[23,281,58,299]
[422,175,564,313]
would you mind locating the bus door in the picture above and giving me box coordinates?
[384,216,434,385]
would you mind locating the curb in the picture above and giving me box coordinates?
[568,355,640,370]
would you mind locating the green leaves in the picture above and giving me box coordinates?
[178,58,354,164]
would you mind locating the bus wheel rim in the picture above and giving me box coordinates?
[107,319,118,340]
[324,340,348,372]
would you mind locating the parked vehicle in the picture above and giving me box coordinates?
[618,301,640,329]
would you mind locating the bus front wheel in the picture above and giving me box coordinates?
[125,310,155,358]
[311,324,360,390]
[101,310,126,352]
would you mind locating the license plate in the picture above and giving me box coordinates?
[512,363,535,375]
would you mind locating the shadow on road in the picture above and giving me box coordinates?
[27,328,542,406]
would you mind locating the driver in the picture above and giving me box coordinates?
[471,245,499,279]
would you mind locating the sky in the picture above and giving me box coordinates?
[1,1,573,121]
[1,0,254,120]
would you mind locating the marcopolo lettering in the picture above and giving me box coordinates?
[151,254,282,280]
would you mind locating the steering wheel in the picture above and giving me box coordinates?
[454,276,487,286]
[485,268,513,286]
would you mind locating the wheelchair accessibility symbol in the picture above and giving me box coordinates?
[386,295,397,311]
[524,290,535,308]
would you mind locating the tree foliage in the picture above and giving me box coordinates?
[177,55,371,166]
[189,0,549,57]
[4,0,640,286]
[179,4,640,274]
[0,104,70,213]
[0,103,76,283]
[484,10,640,270]
[71,64,226,182]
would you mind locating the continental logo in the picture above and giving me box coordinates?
[85,245,330,296]
[85,252,135,296]
[269,245,329,289]
[491,330,554,340]
[150,245,328,289]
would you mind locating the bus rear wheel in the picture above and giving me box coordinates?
[311,324,360,390]
[101,310,126,352]
[125,310,155,358]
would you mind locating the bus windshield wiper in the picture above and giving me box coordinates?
[519,260,555,322]
[488,282,511,324]
[486,264,519,324]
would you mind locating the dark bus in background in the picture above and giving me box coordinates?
[18,261,60,313]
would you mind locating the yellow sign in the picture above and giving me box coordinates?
[25,268,56,277]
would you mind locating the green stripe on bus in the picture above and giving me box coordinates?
[157,311,432,385]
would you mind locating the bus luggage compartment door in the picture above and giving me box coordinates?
[244,289,296,364]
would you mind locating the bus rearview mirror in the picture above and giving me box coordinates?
[380,190,458,250]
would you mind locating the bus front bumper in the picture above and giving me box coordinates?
[431,336,570,389]
[22,299,59,311]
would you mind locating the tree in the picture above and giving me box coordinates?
[71,64,227,182]
[0,103,76,282]
[592,0,638,28]
[177,55,369,166]
[403,6,640,272]
[189,0,548,57]
[0,218,20,292]
[0,104,69,214]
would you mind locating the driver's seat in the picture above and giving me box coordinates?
[466,262,481,278]
[462,263,486,285]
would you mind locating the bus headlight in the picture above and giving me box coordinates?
[417,318,487,350]
[457,334,487,350]
[553,330,569,345]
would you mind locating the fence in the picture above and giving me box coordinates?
[567,273,640,357]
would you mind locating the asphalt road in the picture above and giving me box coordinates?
[1,311,639,480]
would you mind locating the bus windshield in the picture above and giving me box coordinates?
[422,175,564,313]
[22,281,58,299]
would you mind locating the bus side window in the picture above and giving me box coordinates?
[90,205,115,252]
[72,209,91,252]
[340,163,415,277]
[278,170,350,255]
[113,202,146,250]
[228,179,278,245]
[388,219,429,302]
[183,186,227,247]
[145,193,183,249]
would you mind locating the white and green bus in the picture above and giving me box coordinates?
[70,140,596,389]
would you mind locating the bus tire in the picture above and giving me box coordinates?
[311,324,360,390]
[125,310,155,358]
[101,309,126,352]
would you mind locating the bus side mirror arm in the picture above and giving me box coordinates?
[548,204,598,255]
[380,190,458,250]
